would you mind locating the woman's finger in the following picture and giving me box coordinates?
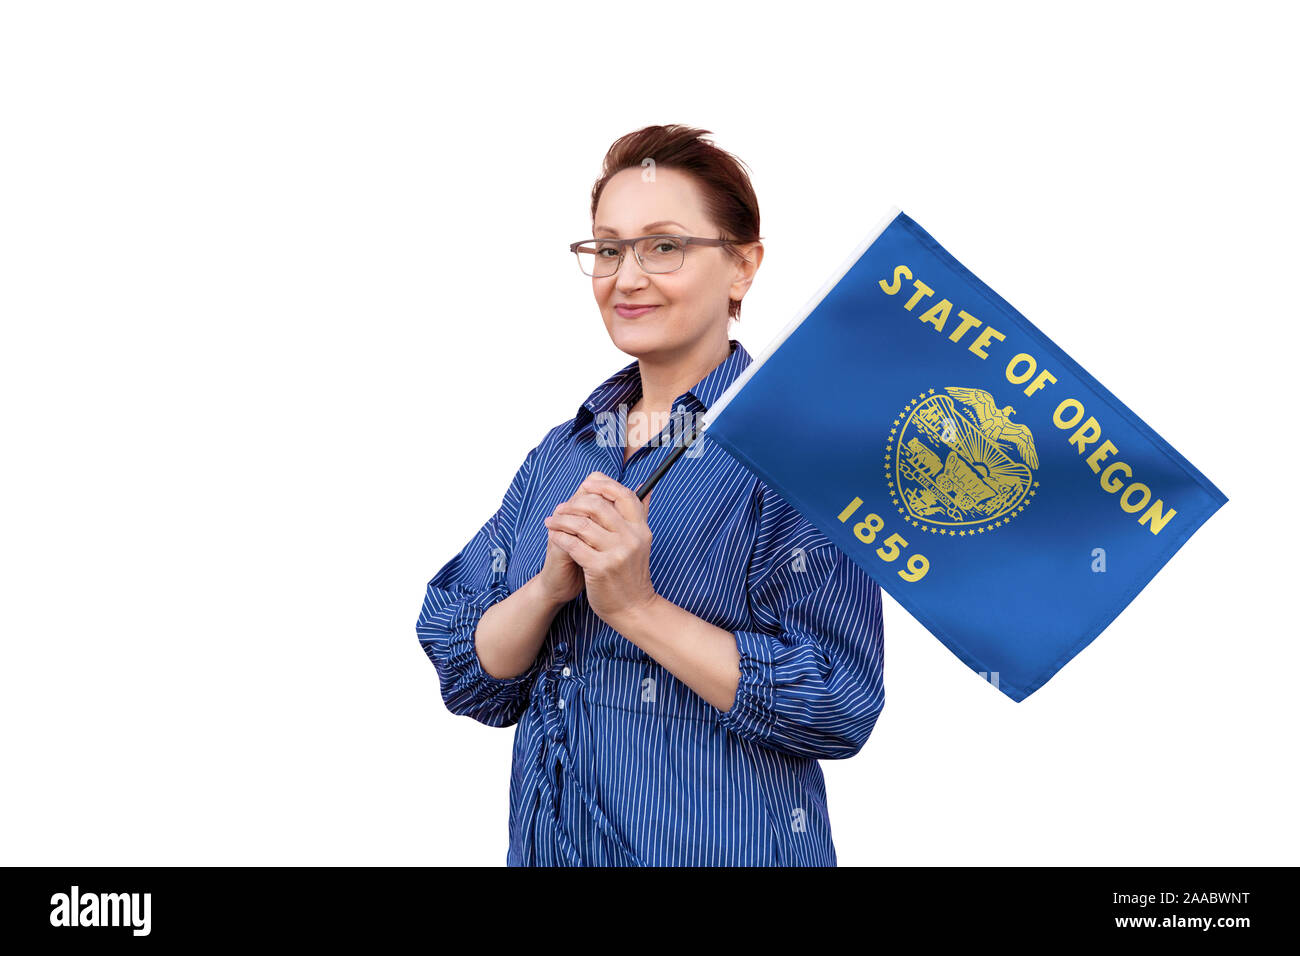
[547,528,597,567]
[556,491,625,534]
[544,510,615,551]
[578,473,647,524]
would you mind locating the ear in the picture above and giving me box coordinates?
[729,241,763,304]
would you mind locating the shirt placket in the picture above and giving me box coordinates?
[535,640,581,865]
[534,638,647,867]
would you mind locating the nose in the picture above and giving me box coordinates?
[614,244,651,290]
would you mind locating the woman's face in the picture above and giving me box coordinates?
[590,166,760,362]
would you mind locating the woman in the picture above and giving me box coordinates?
[416,125,885,866]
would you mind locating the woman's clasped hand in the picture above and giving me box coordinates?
[542,471,657,624]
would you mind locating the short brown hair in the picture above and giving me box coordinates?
[590,125,761,320]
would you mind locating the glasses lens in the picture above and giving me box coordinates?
[575,241,623,277]
[574,237,686,276]
[635,236,685,274]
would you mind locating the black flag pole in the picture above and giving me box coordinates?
[634,413,700,501]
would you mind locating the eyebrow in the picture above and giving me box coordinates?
[593,220,689,237]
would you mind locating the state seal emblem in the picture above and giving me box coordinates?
[886,387,1041,535]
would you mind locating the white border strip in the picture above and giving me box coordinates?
[702,204,903,431]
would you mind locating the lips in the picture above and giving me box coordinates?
[615,304,659,318]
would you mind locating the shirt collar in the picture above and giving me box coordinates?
[570,338,752,436]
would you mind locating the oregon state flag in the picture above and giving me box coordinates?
[701,208,1227,702]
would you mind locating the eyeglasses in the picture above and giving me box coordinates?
[569,234,742,278]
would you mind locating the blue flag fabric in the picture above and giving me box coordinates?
[701,209,1227,702]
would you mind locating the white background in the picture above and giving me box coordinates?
[2,1,1294,866]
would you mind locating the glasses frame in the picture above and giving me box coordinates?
[569,234,744,277]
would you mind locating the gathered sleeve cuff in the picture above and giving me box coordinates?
[713,489,885,759]
[415,443,544,728]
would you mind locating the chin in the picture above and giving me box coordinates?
[609,323,669,357]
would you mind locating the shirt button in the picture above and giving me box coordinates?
[557,698,566,710]
[561,666,571,677]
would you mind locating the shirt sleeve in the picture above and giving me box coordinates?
[713,487,886,760]
[415,441,545,728]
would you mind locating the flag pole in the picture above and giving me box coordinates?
[634,416,699,501]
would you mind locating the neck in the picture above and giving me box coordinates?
[636,336,732,411]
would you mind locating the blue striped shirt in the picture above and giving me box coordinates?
[416,338,885,866]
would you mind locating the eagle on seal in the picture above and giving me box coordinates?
[944,386,1040,470]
